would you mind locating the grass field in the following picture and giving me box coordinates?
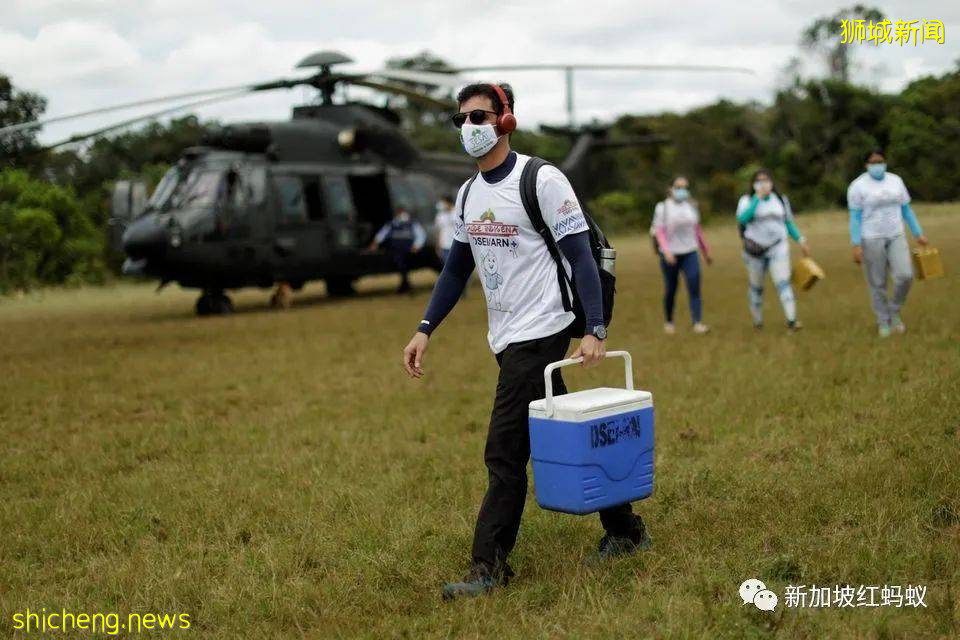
[1,205,958,639]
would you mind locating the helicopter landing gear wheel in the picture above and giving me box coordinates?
[325,277,355,298]
[270,282,293,309]
[196,290,234,316]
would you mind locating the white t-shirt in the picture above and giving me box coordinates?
[652,199,700,255]
[847,172,911,239]
[434,206,456,250]
[736,194,790,248]
[453,153,587,354]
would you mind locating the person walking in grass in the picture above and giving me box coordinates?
[369,206,426,293]
[651,176,712,335]
[736,168,810,332]
[401,83,650,601]
[847,148,930,338]
[434,195,457,265]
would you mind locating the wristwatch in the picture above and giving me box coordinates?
[590,325,607,340]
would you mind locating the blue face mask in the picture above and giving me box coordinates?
[867,163,886,180]
[672,187,689,201]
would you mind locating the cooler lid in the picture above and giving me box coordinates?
[529,387,652,420]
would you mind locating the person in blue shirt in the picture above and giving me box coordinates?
[847,149,930,337]
[370,207,426,293]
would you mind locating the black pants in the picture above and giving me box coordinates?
[659,251,702,323]
[471,327,637,569]
[389,249,411,290]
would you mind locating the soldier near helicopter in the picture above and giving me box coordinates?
[369,206,427,293]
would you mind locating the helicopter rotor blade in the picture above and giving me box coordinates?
[363,68,462,89]
[449,63,756,75]
[40,90,255,151]
[0,77,314,139]
[347,78,455,111]
[443,63,755,128]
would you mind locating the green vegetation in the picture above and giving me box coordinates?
[0,170,103,292]
[1,207,958,638]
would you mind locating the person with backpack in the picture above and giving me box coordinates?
[651,176,712,335]
[401,83,648,600]
[847,148,929,337]
[736,169,810,332]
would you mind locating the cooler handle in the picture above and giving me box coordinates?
[542,350,633,418]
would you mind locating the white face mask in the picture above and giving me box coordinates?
[460,123,501,158]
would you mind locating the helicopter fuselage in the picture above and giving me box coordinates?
[119,109,470,297]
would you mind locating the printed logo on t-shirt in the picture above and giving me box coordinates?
[465,209,520,248]
[553,199,587,236]
[557,199,579,217]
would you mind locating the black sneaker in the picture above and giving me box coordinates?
[588,515,652,563]
[787,319,803,332]
[442,562,513,601]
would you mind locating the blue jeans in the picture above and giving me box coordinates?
[659,251,702,323]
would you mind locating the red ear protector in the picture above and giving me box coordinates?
[489,83,517,135]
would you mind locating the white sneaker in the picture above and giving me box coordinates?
[891,315,907,334]
[692,322,710,334]
[664,322,676,335]
[878,324,892,338]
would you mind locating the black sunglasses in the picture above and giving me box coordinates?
[451,109,498,128]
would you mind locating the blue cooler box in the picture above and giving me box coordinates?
[528,351,654,515]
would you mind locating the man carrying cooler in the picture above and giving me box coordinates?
[401,83,650,600]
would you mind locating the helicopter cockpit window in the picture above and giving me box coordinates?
[273,175,307,223]
[407,175,436,219]
[386,176,415,214]
[173,169,225,209]
[242,166,267,205]
[323,176,354,221]
[146,165,185,213]
[300,176,325,221]
[221,170,243,207]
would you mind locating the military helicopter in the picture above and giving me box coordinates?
[1,51,753,315]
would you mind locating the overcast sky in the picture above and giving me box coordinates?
[2,0,958,145]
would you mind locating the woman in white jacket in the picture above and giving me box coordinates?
[735,169,810,332]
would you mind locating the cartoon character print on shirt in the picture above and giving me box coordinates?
[480,250,505,311]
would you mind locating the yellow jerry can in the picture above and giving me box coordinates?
[792,257,826,291]
[912,247,944,280]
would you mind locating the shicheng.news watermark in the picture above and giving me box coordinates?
[740,579,928,611]
[840,19,945,45]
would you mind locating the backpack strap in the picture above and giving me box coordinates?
[458,173,480,223]
[519,157,574,313]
